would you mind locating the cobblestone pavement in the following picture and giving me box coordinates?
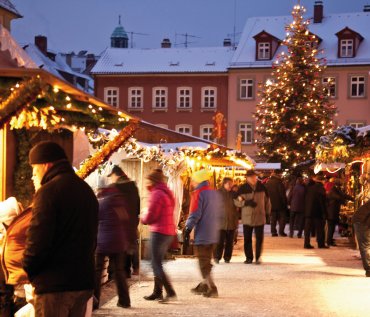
[93,228,370,317]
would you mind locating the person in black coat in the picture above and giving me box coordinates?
[23,141,98,317]
[94,181,131,309]
[303,173,328,249]
[265,170,288,237]
[288,176,306,238]
[108,165,140,277]
[326,179,353,246]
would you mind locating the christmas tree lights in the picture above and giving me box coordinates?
[254,4,336,168]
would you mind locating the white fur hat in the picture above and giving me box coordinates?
[0,197,21,226]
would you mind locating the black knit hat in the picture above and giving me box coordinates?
[29,141,67,164]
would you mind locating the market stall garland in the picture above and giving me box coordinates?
[0,76,129,132]
[88,130,255,174]
[76,121,139,179]
[316,126,370,164]
[0,75,140,205]
[0,76,46,128]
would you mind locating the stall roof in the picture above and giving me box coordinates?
[0,68,229,146]
[255,163,281,170]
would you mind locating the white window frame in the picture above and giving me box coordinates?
[104,87,119,108]
[322,77,336,98]
[201,87,217,110]
[239,123,253,145]
[200,124,214,141]
[240,79,254,100]
[128,87,143,109]
[340,39,354,58]
[175,124,192,135]
[349,122,366,129]
[257,42,270,60]
[152,87,168,109]
[350,76,365,98]
[177,87,192,109]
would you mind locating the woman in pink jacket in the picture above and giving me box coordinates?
[141,169,177,303]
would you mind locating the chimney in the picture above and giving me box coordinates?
[86,54,97,70]
[313,1,323,23]
[161,38,171,48]
[35,35,47,55]
[223,38,232,47]
[364,5,370,12]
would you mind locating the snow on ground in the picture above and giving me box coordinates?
[93,226,370,317]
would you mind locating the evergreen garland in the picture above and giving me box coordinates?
[13,129,34,207]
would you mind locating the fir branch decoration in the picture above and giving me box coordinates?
[0,76,45,129]
[77,121,139,179]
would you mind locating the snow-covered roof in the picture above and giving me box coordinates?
[24,44,94,93]
[357,125,370,138]
[255,163,281,170]
[231,11,370,68]
[0,0,21,17]
[0,24,36,68]
[91,47,235,74]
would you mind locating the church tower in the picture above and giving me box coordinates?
[111,15,129,48]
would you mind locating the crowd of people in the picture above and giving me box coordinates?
[0,140,370,317]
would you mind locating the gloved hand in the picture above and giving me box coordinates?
[244,200,257,208]
[183,227,191,242]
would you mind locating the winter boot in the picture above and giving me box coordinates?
[191,282,209,295]
[159,274,177,303]
[144,276,163,301]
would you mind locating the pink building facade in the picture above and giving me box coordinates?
[92,46,234,144]
[227,2,370,158]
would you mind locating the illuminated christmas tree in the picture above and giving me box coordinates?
[254,3,336,168]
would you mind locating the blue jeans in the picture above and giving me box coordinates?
[150,232,174,278]
[354,223,370,274]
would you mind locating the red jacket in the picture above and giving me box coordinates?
[141,183,176,236]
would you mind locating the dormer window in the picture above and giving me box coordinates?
[336,27,364,58]
[340,39,353,57]
[258,43,270,60]
[253,30,281,61]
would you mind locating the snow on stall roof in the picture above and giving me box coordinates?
[357,125,370,138]
[0,0,21,17]
[24,44,94,93]
[231,12,370,68]
[91,46,234,74]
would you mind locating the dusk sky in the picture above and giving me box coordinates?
[11,0,370,55]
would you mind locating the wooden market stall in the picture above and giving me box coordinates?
[315,125,370,243]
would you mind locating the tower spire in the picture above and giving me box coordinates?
[118,15,121,25]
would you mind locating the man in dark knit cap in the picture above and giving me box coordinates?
[23,141,98,317]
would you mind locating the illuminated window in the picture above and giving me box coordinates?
[350,76,365,98]
[176,125,192,135]
[240,79,254,99]
[340,39,353,58]
[201,87,217,109]
[200,125,214,141]
[128,87,143,109]
[177,87,192,109]
[349,122,365,129]
[239,123,253,144]
[104,87,119,107]
[258,42,270,60]
[322,77,336,98]
[153,87,168,109]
